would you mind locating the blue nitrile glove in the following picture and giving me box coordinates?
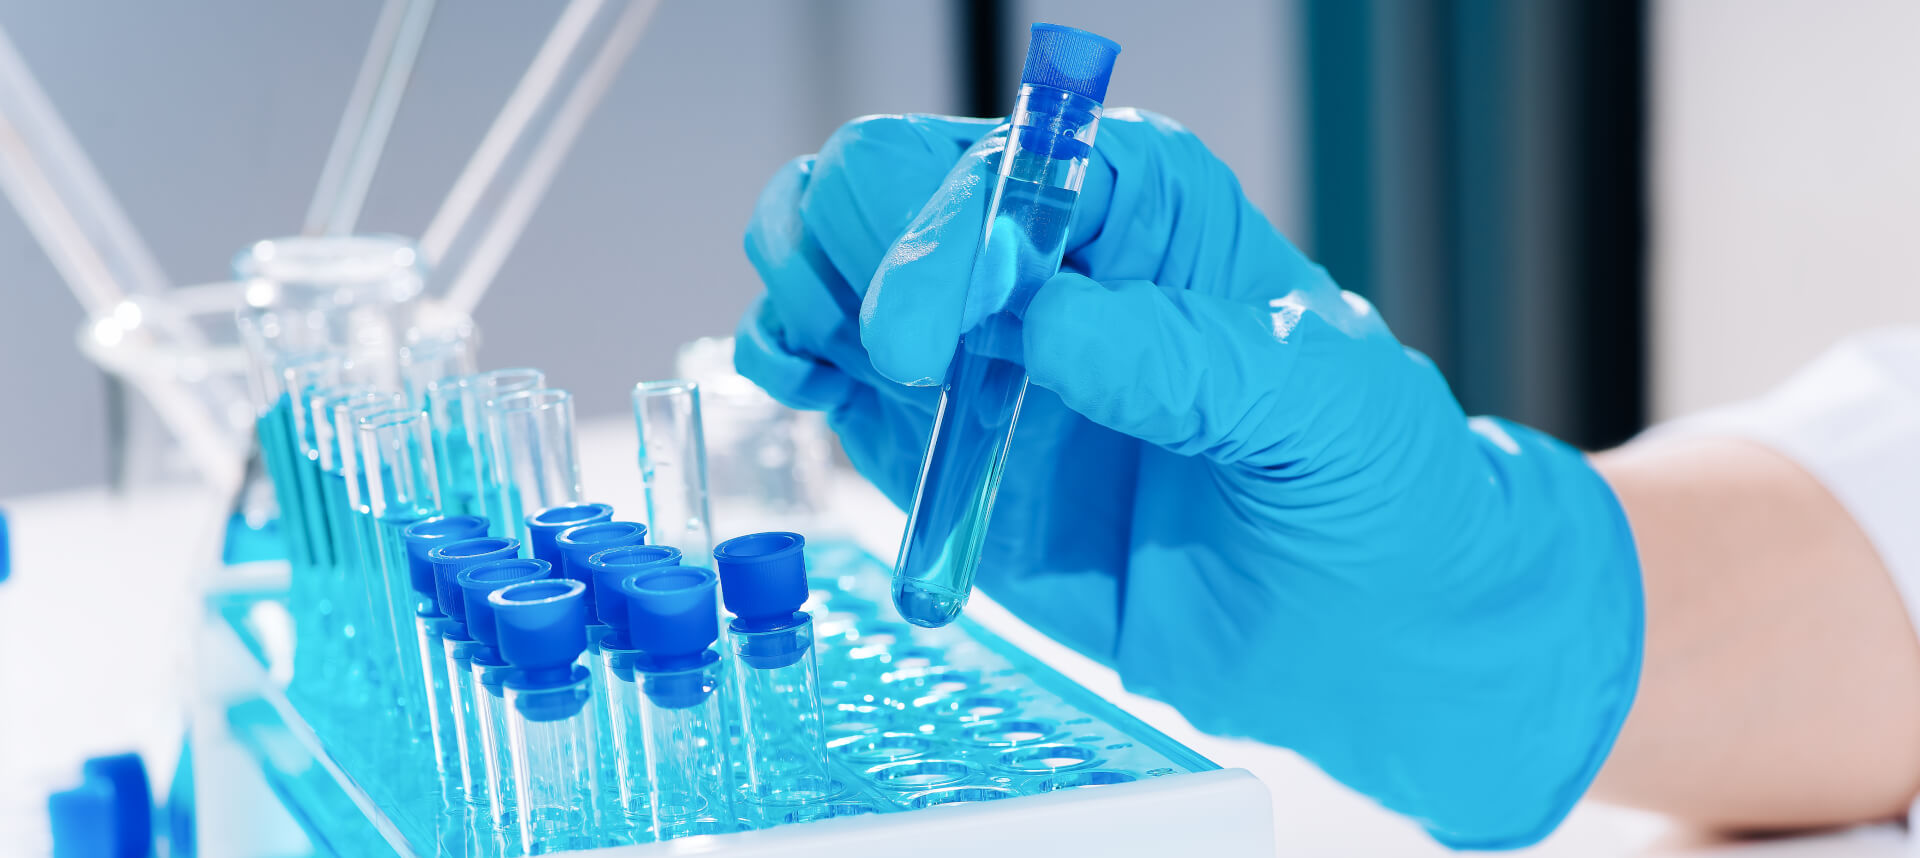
[737,111,1642,849]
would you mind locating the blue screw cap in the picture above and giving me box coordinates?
[620,565,719,662]
[49,777,116,858]
[491,578,589,687]
[525,503,611,568]
[1021,24,1121,105]
[713,532,809,631]
[554,521,648,614]
[404,516,489,601]
[458,558,551,649]
[1,506,10,584]
[430,537,519,624]
[587,544,683,638]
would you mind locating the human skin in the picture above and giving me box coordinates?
[1590,435,1920,831]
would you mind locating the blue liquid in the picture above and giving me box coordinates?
[379,511,433,734]
[893,177,1078,628]
[322,470,378,704]
[256,402,312,571]
[434,425,481,518]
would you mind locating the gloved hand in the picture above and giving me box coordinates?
[737,110,1642,849]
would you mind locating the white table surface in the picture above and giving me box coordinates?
[0,417,1904,857]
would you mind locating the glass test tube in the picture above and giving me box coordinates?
[425,376,481,519]
[430,538,520,821]
[399,326,478,411]
[452,546,546,845]
[359,407,444,747]
[309,385,391,706]
[235,307,319,589]
[892,26,1120,628]
[585,543,682,831]
[714,532,832,819]
[402,515,491,808]
[491,577,604,853]
[332,391,409,731]
[632,381,716,566]
[553,522,651,833]
[465,368,546,537]
[620,566,737,841]
[490,389,584,550]
[278,352,347,688]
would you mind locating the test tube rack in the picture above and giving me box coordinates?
[198,540,1275,856]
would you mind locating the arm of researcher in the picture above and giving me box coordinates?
[1590,331,1920,832]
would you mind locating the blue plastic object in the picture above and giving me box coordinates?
[552,520,647,613]
[81,753,151,858]
[586,544,682,643]
[714,532,812,670]
[49,777,117,858]
[1,506,10,583]
[1020,23,1121,103]
[524,502,611,569]
[490,578,588,687]
[429,536,519,625]
[620,566,718,707]
[736,104,1643,846]
[457,557,551,650]
[403,515,489,600]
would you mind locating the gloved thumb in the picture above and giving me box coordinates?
[1022,273,1379,469]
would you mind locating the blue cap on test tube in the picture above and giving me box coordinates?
[430,536,518,625]
[491,578,588,685]
[620,566,719,707]
[458,558,551,650]
[554,521,648,614]
[1021,24,1121,104]
[585,544,682,643]
[525,502,611,568]
[714,532,813,669]
[404,515,490,601]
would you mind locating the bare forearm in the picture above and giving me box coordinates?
[1588,436,1920,829]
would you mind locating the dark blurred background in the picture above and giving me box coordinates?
[4,0,1916,496]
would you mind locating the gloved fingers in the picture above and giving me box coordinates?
[1022,272,1393,469]
[858,129,1009,386]
[732,296,856,412]
[799,114,1001,300]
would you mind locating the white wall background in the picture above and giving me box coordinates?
[0,0,1299,497]
[1652,0,1920,419]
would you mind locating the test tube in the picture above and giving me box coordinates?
[423,531,515,829]
[401,514,491,808]
[311,385,395,707]
[358,407,445,751]
[449,544,546,846]
[491,389,584,549]
[235,310,319,597]
[525,502,611,571]
[490,574,603,853]
[465,369,547,536]
[632,381,715,566]
[425,375,481,518]
[618,565,737,840]
[554,521,651,831]
[714,532,832,819]
[583,543,681,832]
[278,352,347,689]
[892,25,1121,628]
[399,326,478,411]
[332,390,410,733]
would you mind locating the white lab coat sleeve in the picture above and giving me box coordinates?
[1639,327,1920,845]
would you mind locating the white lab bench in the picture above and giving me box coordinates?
[0,418,1904,857]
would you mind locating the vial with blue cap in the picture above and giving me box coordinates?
[432,537,526,840]
[455,551,549,847]
[892,23,1121,629]
[525,502,612,567]
[490,575,604,853]
[402,515,490,808]
[715,532,833,818]
[552,519,649,828]
[618,565,740,840]
[582,542,681,834]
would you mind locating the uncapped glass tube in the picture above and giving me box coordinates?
[490,388,585,550]
[312,385,395,708]
[632,381,715,564]
[424,375,482,518]
[620,565,736,841]
[580,541,680,835]
[893,25,1121,628]
[714,532,832,820]
[465,368,547,537]
[359,407,444,746]
[399,325,478,411]
[333,390,409,732]
[281,354,348,647]
[491,575,603,854]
